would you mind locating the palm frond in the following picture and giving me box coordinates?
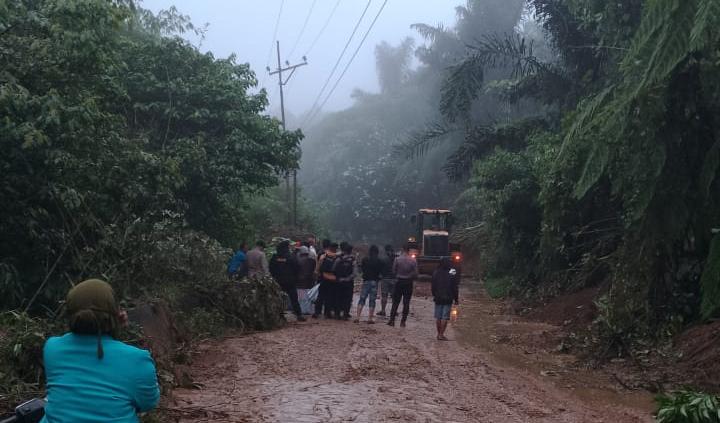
[395,122,456,159]
[440,33,550,122]
[444,117,549,181]
[410,23,451,42]
[440,54,485,123]
[467,33,546,79]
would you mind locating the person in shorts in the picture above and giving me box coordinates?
[355,245,383,324]
[431,257,459,340]
[376,244,396,317]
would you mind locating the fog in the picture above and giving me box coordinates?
[141,0,464,127]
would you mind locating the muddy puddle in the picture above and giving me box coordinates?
[166,279,654,422]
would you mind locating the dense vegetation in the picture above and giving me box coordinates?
[304,0,720,359]
[0,0,307,310]
[0,0,311,411]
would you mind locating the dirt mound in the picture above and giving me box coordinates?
[525,287,601,329]
[128,302,193,388]
[674,320,720,392]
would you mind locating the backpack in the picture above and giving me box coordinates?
[319,254,337,281]
[335,255,355,280]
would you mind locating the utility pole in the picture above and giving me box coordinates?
[268,40,307,228]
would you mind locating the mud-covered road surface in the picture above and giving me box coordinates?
[169,281,654,422]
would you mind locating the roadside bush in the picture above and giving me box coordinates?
[0,312,62,411]
[656,391,720,423]
[483,275,513,299]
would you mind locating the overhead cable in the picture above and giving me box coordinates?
[306,0,389,126]
[302,0,373,125]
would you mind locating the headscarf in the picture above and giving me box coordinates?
[66,279,120,359]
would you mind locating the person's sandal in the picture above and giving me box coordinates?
[353,319,360,323]
[367,320,375,324]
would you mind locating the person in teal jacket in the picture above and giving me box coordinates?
[41,279,160,423]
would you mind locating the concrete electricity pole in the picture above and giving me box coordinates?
[268,40,307,227]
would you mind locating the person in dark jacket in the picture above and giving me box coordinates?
[269,240,306,322]
[377,244,396,317]
[355,245,384,324]
[431,257,460,340]
[313,242,339,319]
[332,243,356,320]
[296,246,317,290]
[296,246,317,315]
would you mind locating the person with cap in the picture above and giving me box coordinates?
[41,279,160,423]
[269,240,306,321]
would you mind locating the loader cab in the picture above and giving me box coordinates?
[408,209,462,274]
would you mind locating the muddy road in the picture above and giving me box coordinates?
[168,280,654,422]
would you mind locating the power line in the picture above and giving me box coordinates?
[306,0,389,126]
[303,0,342,58]
[302,0,373,126]
[287,0,318,60]
[261,0,285,87]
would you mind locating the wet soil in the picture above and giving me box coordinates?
[167,280,654,422]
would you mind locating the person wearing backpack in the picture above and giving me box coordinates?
[269,240,306,322]
[313,242,339,319]
[332,243,357,320]
[431,257,460,340]
[376,244,396,317]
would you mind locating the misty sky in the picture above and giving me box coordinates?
[141,0,464,128]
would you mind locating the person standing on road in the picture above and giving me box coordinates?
[431,257,460,340]
[269,240,306,322]
[377,244,396,317]
[388,245,418,327]
[313,242,339,318]
[227,242,248,280]
[246,240,269,278]
[296,246,317,315]
[333,243,357,320]
[355,245,384,324]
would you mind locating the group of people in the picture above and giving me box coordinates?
[228,237,460,337]
[33,237,460,422]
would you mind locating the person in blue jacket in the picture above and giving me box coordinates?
[41,279,160,423]
[227,242,248,279]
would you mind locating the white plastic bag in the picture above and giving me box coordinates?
[307,283,320,303]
